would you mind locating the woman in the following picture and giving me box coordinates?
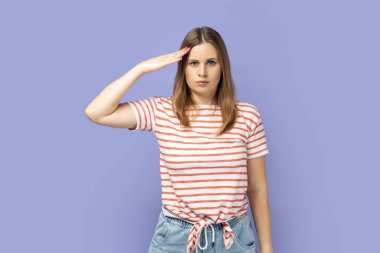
[85,26,274,253]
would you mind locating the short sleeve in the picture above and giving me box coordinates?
[246,111,269,159]
[125,96,159,132]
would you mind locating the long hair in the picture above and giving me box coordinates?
[172,26,238,136]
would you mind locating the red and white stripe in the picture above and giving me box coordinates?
[126,96,269,251]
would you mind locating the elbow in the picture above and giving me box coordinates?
[247,185,266,195]
[84,109,97,123]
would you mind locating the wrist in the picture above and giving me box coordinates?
[133,63,147,76]
[260,247,273,253]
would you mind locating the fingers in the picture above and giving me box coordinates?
[176,46,191,60]
[159,46,190,66]
[181,46,191,54]
[173,46,191,57]
[164,46,189,63]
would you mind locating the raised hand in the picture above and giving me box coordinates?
[136,46,191,74]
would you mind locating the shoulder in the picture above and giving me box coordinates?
[235,100,263,131]
[144,95,168,104]
[236,100,261,117]
[150,96,174,110]
[155,96,171,105]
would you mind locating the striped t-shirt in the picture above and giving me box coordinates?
[126,96,269,252]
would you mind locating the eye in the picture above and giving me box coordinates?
[188,60,217,66]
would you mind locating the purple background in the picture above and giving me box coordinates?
[1,0,379,252]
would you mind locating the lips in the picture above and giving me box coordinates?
[196,81,208,87]
[196,81,209,84]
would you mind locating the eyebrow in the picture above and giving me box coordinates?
[188,58,218,61]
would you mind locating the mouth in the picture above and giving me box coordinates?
[196,81,209,84]
[196,81,209,87]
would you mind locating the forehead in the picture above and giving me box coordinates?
[188,43,218,59]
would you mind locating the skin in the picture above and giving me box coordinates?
[85,42,273,252]
[184,42,222,105]
[247,155,274,253]
[185,43,273,252]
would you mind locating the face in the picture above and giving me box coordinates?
[185,42,222,105]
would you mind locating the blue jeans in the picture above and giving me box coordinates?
[148,211,257,253]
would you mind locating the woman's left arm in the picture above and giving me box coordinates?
[246,155,274,253]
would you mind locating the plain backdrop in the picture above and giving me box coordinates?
[1,0,379,252]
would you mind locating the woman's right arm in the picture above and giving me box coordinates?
[84,64,145,129]
[84,46,190,129]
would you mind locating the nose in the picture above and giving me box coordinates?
[198,64,207,77]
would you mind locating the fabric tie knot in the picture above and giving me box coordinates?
[186,218,235,253]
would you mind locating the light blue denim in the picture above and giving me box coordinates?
[148,211,257,253]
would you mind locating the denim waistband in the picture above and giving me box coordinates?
[160,211,248,231]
